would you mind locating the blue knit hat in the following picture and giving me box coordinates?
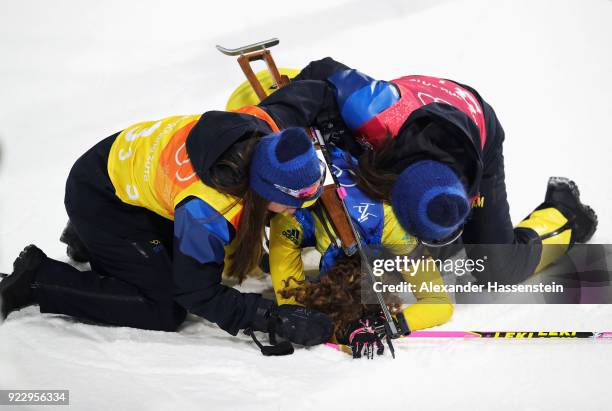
[391,160,470,242]
[249,128,322,208]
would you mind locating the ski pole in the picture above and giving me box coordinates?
[311,128,403,358]
[377,330,612,339]
[326,331,612,354]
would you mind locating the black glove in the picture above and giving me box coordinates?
[274,304,334,346]
[346,316,386,359]
[251,299,334,347]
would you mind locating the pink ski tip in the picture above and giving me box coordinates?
[337,187,347,199]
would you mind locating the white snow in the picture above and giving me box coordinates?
[1,0,612,410]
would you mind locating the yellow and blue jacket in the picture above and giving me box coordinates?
[269,147,454,331]
[105,109,277,335]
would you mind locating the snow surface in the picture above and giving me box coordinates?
[1,0,612,410]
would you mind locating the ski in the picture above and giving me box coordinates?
[326,331,612,355]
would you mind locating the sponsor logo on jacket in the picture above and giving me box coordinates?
[282,229,301,245]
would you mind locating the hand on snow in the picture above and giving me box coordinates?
[252,300,334,347]
[347,316,386,359]
[274,305,334,346]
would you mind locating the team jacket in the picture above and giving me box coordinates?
[106,108,277,335]
[269,147,453,331]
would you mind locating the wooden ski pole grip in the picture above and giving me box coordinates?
[320,185,358,256]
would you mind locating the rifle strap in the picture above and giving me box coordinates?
[318,185,358,256]
[312,203,341,249]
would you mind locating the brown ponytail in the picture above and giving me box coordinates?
[225,190,269,281]
[207,137,270,282]
[353,134,399,201]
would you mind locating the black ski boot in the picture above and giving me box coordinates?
[543,177,598,243]
[60,221,90,263]
[0,245,47,319]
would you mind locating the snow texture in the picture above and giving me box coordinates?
[1,0,612,410]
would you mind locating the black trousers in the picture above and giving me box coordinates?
[33,135,187,331]
[460,103,543,284]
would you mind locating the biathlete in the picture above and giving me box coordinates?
[269,146,453,358]
[0,111,334,351]
[208,57,599,284]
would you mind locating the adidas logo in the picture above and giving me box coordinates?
[282,229,300,245]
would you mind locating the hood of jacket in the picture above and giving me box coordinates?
[186,110,274,187]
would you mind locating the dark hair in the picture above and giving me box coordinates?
[353,134,399,201]
[208,137,270,282]
[278,256,401,340]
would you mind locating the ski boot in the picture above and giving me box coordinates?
[541,177,597,243]
[60,221,90,263]
[516,177,598,273]
[0,245,46,319]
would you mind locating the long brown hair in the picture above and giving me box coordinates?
[278,256,401,340]
[353,135,399,201]
[208,138,270,282]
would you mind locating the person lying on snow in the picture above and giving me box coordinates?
[209,57,599,284]
[0,117,335,350]
[269,145,453,358]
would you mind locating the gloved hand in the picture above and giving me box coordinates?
[346,316,386,359]
[251,299,334,347]
[275,305,334,346]
[345,312,411,359]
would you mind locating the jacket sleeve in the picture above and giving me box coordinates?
[173,197,263,335]
[381,204,454,330]
[400,262,454,331]
[258,79,338,129]
[292,57,351,82]
[257,57,351,130]
[268,212,306,305]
